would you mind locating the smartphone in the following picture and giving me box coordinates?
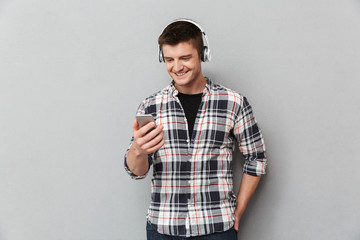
[136,114,155,128]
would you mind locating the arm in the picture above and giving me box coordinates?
[126,119,165,177]
[232,96,266,230]
[233,173,261,231]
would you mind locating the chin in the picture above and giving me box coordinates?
[172,75,188,83]
[173,78,191,86]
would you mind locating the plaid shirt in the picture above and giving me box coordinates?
[124,79,267,237]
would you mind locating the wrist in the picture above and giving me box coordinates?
[131,144,146,157]
[236,199,247,211]
[235,204,246,216]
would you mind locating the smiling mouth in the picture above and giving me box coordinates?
[175,71,188,76]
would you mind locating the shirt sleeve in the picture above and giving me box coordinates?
[123,101,154,180]
[233,96,267,176]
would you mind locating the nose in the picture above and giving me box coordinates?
[173,60,184,72]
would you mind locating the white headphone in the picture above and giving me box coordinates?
[158,18,211,63]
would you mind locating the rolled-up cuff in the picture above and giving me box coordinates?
[124,153,152,180]
[242,159,267,176]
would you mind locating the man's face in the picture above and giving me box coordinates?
[162,40,205,94]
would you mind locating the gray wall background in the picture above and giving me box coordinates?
[1,0,359,239]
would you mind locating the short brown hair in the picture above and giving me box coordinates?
[158,21,204,57]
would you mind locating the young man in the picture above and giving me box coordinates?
[124,19,267,240]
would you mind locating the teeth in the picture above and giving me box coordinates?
[176,72,186,76]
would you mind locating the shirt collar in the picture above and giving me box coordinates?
[167,78,212,96]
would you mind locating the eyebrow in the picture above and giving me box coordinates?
[180,54,192,58]
[164,54,193,59]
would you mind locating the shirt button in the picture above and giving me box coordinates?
[186,139,189,143]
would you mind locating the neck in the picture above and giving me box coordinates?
[174,75,207,94]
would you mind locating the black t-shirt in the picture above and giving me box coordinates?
[177,92,203,138]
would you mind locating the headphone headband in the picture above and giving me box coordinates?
[158,18,211,62]
[168,18,206,34]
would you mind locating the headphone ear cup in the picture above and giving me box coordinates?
[201,46,208,62]
[159,47,164,63]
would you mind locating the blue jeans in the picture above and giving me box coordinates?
[146,222,237,240]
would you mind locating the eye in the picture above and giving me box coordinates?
[181,56,192,61]
[165,59,173,63]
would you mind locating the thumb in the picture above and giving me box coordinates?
[234,214,239,231]
[133,119,139,131]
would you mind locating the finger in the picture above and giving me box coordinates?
[142,124,164,142]
[138,121,156,137]
[146,138,165,154]
[142,129,164,150]
[234,215,239,231]
[134,125,163,150]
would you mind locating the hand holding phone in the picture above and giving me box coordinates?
[132,114,164,155]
